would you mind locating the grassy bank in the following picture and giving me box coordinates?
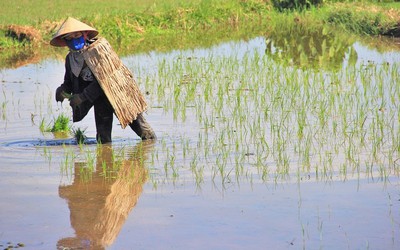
[0,0,399,68]
[0,0,206,26]
[0,0,269,47]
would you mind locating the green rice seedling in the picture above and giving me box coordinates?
[189,152,198,171]
[101,160,109,179]
[79,165,93,183]
[50,114,70,132]
[170,156,179,179]
[1,88,7,120]
[125,27,400,189]
[111,147,126,172]
[60,145,76,180]
[78,148,96,183]
[193,165,204,189]
[45,89,54,116]
[40,114,71,133]
[1,101,6,120]
[39,118,46,132]
[72,127,87,144]
[40,146,53,166]
[85,148,96,171]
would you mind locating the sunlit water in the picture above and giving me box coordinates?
[0,36,399,249]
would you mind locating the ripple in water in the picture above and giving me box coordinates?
[1,138,98,148]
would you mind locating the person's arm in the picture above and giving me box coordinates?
[55,55,73,102]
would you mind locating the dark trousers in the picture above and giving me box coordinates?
[93,98,156,143]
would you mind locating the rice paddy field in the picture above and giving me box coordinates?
[0,29,399,249]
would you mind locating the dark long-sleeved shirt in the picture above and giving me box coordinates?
[60,53,105,103]
[58,52,108,122]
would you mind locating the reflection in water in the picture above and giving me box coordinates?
[265,26,358,70]
[0,48,42,69]
[57,141,154,250]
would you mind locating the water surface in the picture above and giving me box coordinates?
[0,35,399,249]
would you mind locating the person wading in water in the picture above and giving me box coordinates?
[50,17,156,143]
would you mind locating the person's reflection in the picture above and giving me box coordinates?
[57,141,154,250]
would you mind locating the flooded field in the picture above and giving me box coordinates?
[0,33,399,249]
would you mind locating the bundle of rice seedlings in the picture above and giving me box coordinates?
[72,127,87,144]
[40,114,70,132]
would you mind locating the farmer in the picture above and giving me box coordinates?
[50,17,156,143]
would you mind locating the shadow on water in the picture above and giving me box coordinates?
[57,141,154,250]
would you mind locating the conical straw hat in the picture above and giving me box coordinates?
[50,17,98,47]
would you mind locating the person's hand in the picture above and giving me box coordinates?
[69,94,84,107]
[55,86,67,102]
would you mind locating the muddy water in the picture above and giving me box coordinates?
[1,37,400,250]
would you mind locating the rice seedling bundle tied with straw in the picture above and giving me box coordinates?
[82,37,147,128]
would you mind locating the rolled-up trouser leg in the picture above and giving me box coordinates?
[94,100,114,143]
[129,113,156,140]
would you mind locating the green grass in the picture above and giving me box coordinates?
[323,2,399,35]
[0,0,206,26]
[0,0,271,68]
[1,1,398,44]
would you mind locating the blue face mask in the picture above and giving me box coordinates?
[66,36,85,51]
